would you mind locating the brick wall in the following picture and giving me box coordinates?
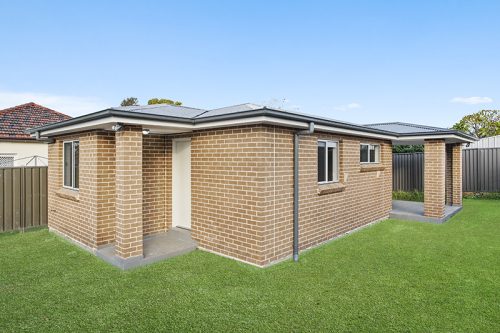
[446,144,453,204]
[47,131,115,250]
[170,125,393,267]
[452,144,463,206]
[424,139,446,218]
[115,126,143,259]
[142,134,169,236]
[260,128,392,266]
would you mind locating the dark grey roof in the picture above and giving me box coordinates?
[111,104,206,119]
[197,103,264,118]
[25,103,477,142]
[364,122,450,134]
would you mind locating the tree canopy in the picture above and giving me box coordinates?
[392,145,424,153]
[148,98,182,106]
[120,97,139,107]
[451,109,500,138]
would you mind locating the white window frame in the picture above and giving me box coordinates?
[63,140,79,190]
[360,143,381,164]
[318,139,339,184]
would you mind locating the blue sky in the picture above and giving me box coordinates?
[0,0,498,127]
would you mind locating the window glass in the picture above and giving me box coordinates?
[360,144,369,163]
[369,145,376,162]
[64,142,73,187]
[318,140,339,183]
[318,141,326,182]
[74,141,79,188]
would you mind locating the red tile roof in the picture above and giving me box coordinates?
[0,102,71,139]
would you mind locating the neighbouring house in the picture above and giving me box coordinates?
[0,103,71,167]
[463,134,500,149]
[25,103,475,269]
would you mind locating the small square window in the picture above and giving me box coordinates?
[360,143,380,163]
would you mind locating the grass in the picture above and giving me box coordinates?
[1,201,499,332]
[393,189,425,202]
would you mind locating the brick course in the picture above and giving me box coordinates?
[424,139,446,218]
[115,126,143,259]
[452,144,463,206]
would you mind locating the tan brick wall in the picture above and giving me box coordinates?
[260,128,392,266]
[452,144,463,206]
[142,134,169,236]
[170,125,392,267]
[115,126,143,259]
[47,131,115,250]
[424,139,446,218]
[445,144,453,204]
[48,124,393,267]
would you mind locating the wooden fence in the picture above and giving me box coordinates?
[0,166,48,232]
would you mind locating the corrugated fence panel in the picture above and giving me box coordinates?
[393,152,424,191]
[394,148,500,193]
[0,166,48,232]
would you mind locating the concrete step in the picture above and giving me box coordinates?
[168,227,193,242]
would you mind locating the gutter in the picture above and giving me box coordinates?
[293,122,314,262]
[35,131,55,144]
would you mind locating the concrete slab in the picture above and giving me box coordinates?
[389,200,462,224]
[96,230,197,270]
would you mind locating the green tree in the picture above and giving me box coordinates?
[120,97,139,106]
[148,98,182,106]
[392,145,424,153]
[451,110,500,138]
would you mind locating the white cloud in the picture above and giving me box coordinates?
[334,103,362,111]
[450,97,492,105]
[0,91,109,117]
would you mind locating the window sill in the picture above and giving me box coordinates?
[317,182,346,195]
[360,164,385,172]
[55,187,79,202]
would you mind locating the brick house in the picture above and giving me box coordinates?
[26,103,475,269]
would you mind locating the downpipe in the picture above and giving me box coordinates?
[293,122,314,262]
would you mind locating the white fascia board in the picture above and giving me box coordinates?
[314,124,396,140]
[40,116,194,136]
[194,117,397,140]
[392,134,475,144]
[192,116,308,130]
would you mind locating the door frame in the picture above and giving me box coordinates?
[171,138,192,230]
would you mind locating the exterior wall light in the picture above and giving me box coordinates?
[142,129,150,135]
[112,123,123,132]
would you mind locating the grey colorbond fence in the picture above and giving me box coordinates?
[463,148,500,192]
[392,152,424,191]
[0,166,48,232]
[393,148,500,193]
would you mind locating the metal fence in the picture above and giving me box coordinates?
[0,166,48,232]
[392,152,424,191]
[463,148,500,192]
[393,148,500,193]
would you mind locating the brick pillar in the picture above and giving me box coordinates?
[424,139,446,219]
[115,126,143,260]
[445,145,453,204]
[452,144,463,206]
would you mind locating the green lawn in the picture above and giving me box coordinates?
[1,200,499,332]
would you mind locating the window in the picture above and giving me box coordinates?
[360,143,380,163]
[318,140,339,183]
[0,155,15,167]
[63,140,79,189]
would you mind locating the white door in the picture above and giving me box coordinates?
[172,139,191,229]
